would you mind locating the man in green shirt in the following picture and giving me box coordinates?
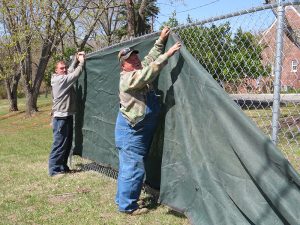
[115,27,181,215]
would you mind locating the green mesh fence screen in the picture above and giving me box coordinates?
[73,33,300,225]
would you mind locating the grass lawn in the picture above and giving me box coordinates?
[0,97,189,225]
[0,97,299,224]
[0,96,51,116]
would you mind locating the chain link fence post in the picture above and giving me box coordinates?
[272,0,285,145]
[76,1,299,172]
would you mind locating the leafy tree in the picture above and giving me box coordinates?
[160,11,179,29]
[136,0,159,35]
[96,0,129,46]
[124,0,159,37]
[1,0,72,115]
[178,23,270,86]
[229,28,269,80]
[0,33,24,111]
[0,0,112,115]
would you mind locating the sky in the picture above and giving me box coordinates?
[154,0,274,30]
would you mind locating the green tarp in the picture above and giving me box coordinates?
[74,33,300,225]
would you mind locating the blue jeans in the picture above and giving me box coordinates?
[48,116,73,176]
[115,91,160,212]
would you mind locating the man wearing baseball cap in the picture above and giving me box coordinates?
[118,48,139,63]
[115,27,181,215]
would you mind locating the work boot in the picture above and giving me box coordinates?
[137,199,146,208]
[128,207,149,215]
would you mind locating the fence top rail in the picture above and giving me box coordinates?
[174,0,300,30]
[87,0,300,57]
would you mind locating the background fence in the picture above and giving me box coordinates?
[168,1,300,171]
[79,1,300,172]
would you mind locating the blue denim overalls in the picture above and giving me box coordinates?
[115,90,160,212]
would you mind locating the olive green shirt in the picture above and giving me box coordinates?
[119,38,169,126]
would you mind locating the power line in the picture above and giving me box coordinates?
[157,0,221,17]
[176,0,221,14]
[155,0,221,28]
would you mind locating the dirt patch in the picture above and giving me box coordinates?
[7,214,18,223]
[0,111,24,121]
[48,193,75,204]
[48,188,91,204]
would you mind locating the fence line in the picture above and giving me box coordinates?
[171,1,300,170]
[174,1,299,29]
[86,1,300,170]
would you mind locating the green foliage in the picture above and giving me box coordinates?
[179,23,271,82]
[0,36,25,81]
[281,87,300,94]
[160,11,179,29]
[186,14,193,24]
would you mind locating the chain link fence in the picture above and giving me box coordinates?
[79,1,299,172]
[171,1,300,171]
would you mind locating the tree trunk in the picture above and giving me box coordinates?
[45,86,49,98]
[137,0,147,35]
[24,42,52,115]
[32,91,39,112]
[4,73,21,112]
[21,39,36,115]
[25,90,34,116]
[125,0,136,37]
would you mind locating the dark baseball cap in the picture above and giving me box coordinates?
[118,47,139,62]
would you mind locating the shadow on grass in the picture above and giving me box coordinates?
[167,209,186,218]
[0,110,25,120]
[73,161,164,210]
[68,168,84,174]
[75,162,118,180]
